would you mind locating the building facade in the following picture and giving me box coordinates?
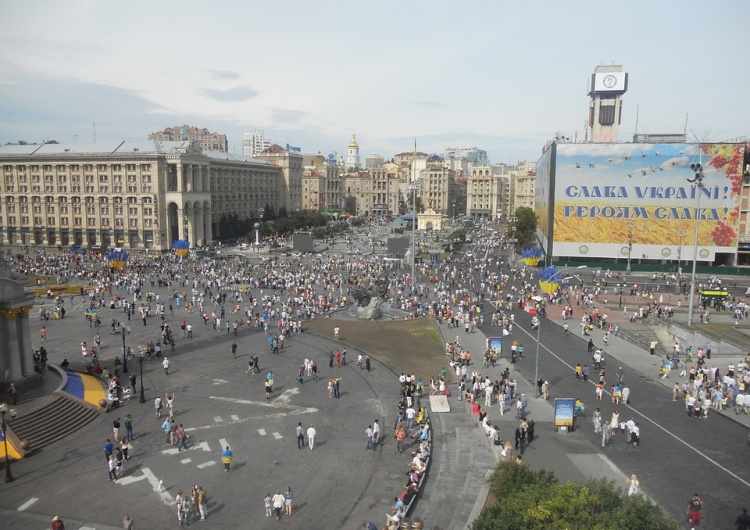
[467,167,506,221]
[148,125,228,152]
[302,163,340,212]
[346,135,361,170]
[0,141,283,250]
[255,145,303,213]
[242,130,272,157]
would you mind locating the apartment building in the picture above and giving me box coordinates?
[148,125,228,152]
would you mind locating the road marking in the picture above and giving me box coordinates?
[507,304,750,490]
[161,441,210,454]
[197,461,216,469]
[258,429,267,436]
[117,466,174,506]
[219,438,229,449]
[213,416,223,423]
[117,474,148,485]
[181,458,192,464]
[80,527,97,530]
[231,414,239,421]
[17,498,39,511]
[273,432,283,440]
[213,378,228,385]
[273,388,299,404]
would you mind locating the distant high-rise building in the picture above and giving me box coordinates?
[148,125,228,152]
[365,154,384,169]
[445,147,489,167]
[243,130,272,157]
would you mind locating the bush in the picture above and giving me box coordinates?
[471,462,678,530]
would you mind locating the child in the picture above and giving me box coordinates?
[264,493,272,517]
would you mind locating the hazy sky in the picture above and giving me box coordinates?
[1,1,747,165]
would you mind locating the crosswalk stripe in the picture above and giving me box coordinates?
[181,458,192,464]
[231,414,240,421]
[197,461,216,469]
[272,432,283,440]
[219,438,229,449]
[258,429,266,436]
[213,416,222,423]
[17,498,39,511]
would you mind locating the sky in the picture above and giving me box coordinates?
[1,1,748,165]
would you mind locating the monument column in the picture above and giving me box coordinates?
[18,305,34,377]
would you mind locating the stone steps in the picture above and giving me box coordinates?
[9,395,99,453]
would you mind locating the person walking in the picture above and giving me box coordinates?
[162,356,170,375]
[687,493,703,529]
[284,486,293,517]
[296,422,305,449]
[372,419,380,448]
[264,493,273,518]
[395,423,406,453]
[366,425,374,449]
[197,486,208,521]
[735,508,750,530]
[51,516,65,530]
[176,423,187,451]
[231,340,238,358]
[626,474,640,496]
[307,424,316,450]
[108,454,118,481]
[221,445,233,472]
[165,393,175,417]
[154,395,163,418]
[122,513,134,530]
[272,490,285,520]
[124,413,134,441]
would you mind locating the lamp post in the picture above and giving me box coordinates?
[138,348,146,403]
[686,162,705,327]
[626,222,635,273]
[0,403,16,482]
[121,326,128,373]
[534,266,588,390]
[183,215,189,242]
[676,228,687,276]
[452,199,456,223]
[409,181,420,292]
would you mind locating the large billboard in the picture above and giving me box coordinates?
[539,143,745,262]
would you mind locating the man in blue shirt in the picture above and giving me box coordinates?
[103,439,113,463]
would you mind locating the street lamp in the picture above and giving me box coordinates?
[686,162,705,327]
[0,403,16,482]
[452,199,456,223]
[534,266,588,390]
[121,327,128,373]
[626,222,635,273]
[138,348,146,403]
[183,215,189,241]
[408,181,420,292]
[676,229,687,277]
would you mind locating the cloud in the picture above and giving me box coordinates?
[201,86,259,102]
[269,108,306,125]
[208,70,240,80]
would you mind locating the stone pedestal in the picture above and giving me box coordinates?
[0,251,40,394]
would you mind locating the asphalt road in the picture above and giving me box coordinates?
[478,255,750,529]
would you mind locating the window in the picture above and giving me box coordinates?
[127,164,136,171]
[129,219,138,227]
[127,175,137,183]
[74,218,82,226]
[141,164,151,171]
[70,165,79,171]
[99,175,108,182]
[30,165,39,172]
[97,164,107,171]
[127,197,138,204]
[112,164,122,171]
[87,218,96,226]
[57,165,66,171]
[60,217,68,226]
[128,185,137,193]
[47,217,55,225]
[99,186,108,193]
[58,175,67,183]
[129,207,138,215]
[142,185,152,193]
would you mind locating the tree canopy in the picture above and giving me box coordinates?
[471,462,678,530]
[510,206,538,250]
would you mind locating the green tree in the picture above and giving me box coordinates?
[510,206,538,249]
[471,462,678,530]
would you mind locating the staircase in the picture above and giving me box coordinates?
[8,395,100,453]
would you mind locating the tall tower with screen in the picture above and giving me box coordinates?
[588,65,628,143]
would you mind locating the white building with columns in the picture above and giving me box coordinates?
[0,140,284,250]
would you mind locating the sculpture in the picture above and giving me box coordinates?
[351,278,389,320]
